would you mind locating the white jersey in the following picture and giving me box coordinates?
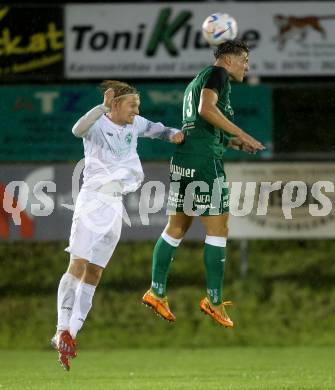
[72,105,179,194]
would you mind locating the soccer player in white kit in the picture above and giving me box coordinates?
[52,80,184,370]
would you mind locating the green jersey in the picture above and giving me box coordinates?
[176,65,234,159]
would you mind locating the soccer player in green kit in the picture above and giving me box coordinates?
[143,40,265,327]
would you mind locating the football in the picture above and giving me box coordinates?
[202,13,238,46]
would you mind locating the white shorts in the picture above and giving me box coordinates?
[65,189,123,268]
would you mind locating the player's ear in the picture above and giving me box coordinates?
[224,54,232,66]
[111,99,119,112]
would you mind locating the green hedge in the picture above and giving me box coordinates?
[0,240,334,348]
[2,240,334,293]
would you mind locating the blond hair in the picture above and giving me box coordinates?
[100,80,139,100]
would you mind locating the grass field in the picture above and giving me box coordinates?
[0,347,334,389]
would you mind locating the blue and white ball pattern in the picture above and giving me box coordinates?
[202,13,238,46]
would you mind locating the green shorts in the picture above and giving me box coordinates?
[167,153,230,216]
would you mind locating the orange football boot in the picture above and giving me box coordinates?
[51,330,76,371]
[200,297,233,328]
[56,330,77,357]
[58,352,71,371]
[142,289,176,322]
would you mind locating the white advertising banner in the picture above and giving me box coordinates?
[227,162,335,239]
[0,162,334,241]
[65,2,335,77]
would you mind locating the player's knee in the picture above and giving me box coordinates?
[206,226,229,237]
[84,263,103,286]
[67,258,87,279]
[165,225,188,239]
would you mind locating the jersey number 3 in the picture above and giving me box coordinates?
[183,90,193,120]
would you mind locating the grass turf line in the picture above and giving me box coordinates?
[0,347,334,390]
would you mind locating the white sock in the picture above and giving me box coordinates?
[69,282,96,339]
[161,229,183,247]
[57,272,80,332]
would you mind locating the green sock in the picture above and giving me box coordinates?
[204,243,225,305]
[151,236,177,298]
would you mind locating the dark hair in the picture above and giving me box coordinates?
[214,40,249,59]
[99,80,139,99]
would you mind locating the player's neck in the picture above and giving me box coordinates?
[105,113,127,127]
[213,60,231,76]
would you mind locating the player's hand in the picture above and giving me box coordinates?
[171,132,184,144]
[241,143,257,154]
[238,133,265,151]
[228,137,242,151]
[103,88,115,109]
[228,137,257,154]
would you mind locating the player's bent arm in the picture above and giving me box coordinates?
[198,89,265,150]
[72,104,110,138]
[198,89,245,137]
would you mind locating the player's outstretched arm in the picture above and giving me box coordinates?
[137,116,184,144]
[72,88,114,138]
[198,88,265,151]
